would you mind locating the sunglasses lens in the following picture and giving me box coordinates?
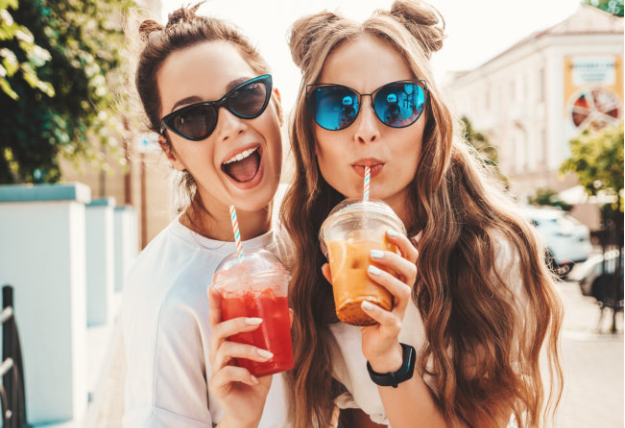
[171,104,216,139]
[228,80,269,118]
[373,82,425,128]
[310,86,359,130]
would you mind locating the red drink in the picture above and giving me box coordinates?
[220,287,293,377]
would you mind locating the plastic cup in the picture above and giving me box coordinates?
[212,249,293,377]
[319,199,407,326]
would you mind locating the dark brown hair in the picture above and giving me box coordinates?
[135,2,276,213]
[282,1,563,427]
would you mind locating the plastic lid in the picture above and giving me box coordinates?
[212,248,289,287]
[321,198,407,235]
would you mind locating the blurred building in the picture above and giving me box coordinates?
[446,5,623,228]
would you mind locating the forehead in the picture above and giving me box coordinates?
[157,41,256,113]
[318,33,414,90]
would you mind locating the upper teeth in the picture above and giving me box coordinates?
[223,147,258,165]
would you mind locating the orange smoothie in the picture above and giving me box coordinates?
[327,233,398,326]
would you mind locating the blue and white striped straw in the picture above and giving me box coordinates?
[229,205,244,263]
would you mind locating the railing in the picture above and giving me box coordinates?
[0,285,29,428]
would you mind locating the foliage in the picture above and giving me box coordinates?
[0,0,53,100]
[528,187,573,212]
[560,121,624,214]
[0,0,135,184]
[460,115,508,184]
[582,0,625,17]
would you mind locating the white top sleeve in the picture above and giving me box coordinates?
[122,220,289,428]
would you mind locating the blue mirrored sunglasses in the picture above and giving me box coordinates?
[306,79,427,131]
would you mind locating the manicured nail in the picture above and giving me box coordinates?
[362,301,374,311]
[250,375,259,384]
[257,349,274,359]
[387,229,399,237]
[245,318,263,325]
[368,265,382,275]
[370,250,384,259]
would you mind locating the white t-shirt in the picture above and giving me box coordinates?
[121,219,289,428]
[330,235,525,427]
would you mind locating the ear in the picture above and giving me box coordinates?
[158,134,186,171]
[272,87,284,127]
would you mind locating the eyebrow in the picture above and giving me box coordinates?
[169,76,253,113]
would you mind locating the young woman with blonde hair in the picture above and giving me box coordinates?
[281,1,563,427]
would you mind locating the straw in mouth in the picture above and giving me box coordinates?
[363,166,371,202]
[229,205,244,263]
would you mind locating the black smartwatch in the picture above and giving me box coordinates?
[366,343,416,388]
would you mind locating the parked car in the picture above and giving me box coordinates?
[521,206,593,277]
[570,249,623,297]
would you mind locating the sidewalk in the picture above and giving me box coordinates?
[554,279,623,428]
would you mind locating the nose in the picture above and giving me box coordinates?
[213,107,246,142]
[353,96,380,144]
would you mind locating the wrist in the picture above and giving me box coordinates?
[367,343,417,389]
[366,342,403,373]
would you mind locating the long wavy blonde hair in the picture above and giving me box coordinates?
[280,1,563,427]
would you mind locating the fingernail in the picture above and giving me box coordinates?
[368,265,382,275]
[370,250,384,259]
[362,301,374,310]
[250,375,259,384]
[257,349,274,359]
[387,229,399,237]
[245,318,263,325]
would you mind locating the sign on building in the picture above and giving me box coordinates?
[564,55,623,132]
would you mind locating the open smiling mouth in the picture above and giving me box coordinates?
[221,146,262,183]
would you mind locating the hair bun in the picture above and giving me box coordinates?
[389,0,445,56]
[166,2,204,28]
[289,11,341,70]
[138,19,165,41]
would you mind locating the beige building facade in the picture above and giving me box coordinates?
[446,5,623,229]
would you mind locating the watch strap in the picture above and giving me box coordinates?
[366,343,416,388]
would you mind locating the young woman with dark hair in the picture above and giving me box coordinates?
[122,4,289,427]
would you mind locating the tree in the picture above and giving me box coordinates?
[460,115,508,184]
[0,0,53,100]
[582,0,624,17]
[528,187,573,212]
[0,0,134,184]
[560,121,624,211]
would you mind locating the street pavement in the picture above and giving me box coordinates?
[86,278,623,428]
[554,278,624,428]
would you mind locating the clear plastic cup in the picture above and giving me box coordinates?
[212,249,293,377]
[319,199,407,326]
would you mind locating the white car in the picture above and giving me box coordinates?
[521,206,593,273]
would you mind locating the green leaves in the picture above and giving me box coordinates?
[0,0,135,183]
[560,121,624,211]
[582,0,624,17]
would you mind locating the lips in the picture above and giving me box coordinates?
[352,158,385,178]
